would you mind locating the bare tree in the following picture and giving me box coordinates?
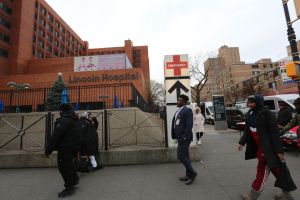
[190,52,216,106]
[149,80,165,112]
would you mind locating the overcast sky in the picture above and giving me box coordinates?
[46,0,300,83]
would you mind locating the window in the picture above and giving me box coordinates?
[40,7,46,16]
[264,100,275,110]
[0,3,12,15]
[0,17,10,28]
[37,51,43,58]
[54,31,59,37]
[251,65,259,69]
[0,33,10,43]
[46,35,52,42]
[37,40,44,47]
[46,45,52,52]
[0,48,8,57]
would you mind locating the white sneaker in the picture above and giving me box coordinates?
[198,140,201,145]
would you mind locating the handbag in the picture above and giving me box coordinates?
[274,161,297,191]
[74,152,92,173]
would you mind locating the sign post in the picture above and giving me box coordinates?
[212,95,227,130]
[164,54,195,147]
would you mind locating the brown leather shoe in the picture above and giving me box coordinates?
[185,177,195,185]
[179,176,188,181]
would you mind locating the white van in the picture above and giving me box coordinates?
[263,94,298,112]
[204,101,214,124]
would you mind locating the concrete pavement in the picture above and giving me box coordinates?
[0,125,299,200]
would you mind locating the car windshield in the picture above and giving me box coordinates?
[208,106,214,112]
[287,99,295,104]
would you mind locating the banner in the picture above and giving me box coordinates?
[74,54,132,72]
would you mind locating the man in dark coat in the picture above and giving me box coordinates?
[238,95,295,200]
[277,101,292,129]
[45,104,84,198]
[171,94,197,185]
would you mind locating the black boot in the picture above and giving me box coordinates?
[58,187,74,198]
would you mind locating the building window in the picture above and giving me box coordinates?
[0,48,8,57]
[0,17,10,28]
[0,33,10,43]
[0,2,12,15]
[47,14,53,22]
[38,29,44,36]
[251,64,259,69]
[37,40,44,48]
[37,51,43,58]
[40,7,46,16]
[46,35,52,42]
[46,45,52,52]
[54,31,59,37]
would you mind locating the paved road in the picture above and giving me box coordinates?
[0,126,299,200]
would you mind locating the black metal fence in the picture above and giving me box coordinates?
[0,83,149,113]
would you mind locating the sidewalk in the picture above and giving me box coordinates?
[0,126,299,200]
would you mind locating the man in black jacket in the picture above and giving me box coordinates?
[46,104,84,198]
[277,101,292,129]
[238,95,295,200]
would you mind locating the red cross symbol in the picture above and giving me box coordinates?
[166,55,188,76]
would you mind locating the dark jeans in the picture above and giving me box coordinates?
[177,141,197,178]
[196,132,203,140]
[57,151,78,189]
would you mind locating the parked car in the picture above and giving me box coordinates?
[225,107,249,128]
[281,125,299,150]
[204,101,214,124]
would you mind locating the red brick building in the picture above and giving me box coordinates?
[0,0,150,110]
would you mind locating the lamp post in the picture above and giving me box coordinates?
[282,0,300,94]
[7,82,31,112]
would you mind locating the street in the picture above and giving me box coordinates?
[0,125,299,200]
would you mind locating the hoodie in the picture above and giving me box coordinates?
[246,94,264,128]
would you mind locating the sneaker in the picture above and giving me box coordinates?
[58,188,74,198]
[198,139,201,145]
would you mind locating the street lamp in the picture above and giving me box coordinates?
[7,82,31,112]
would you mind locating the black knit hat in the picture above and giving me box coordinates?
[294,98,300,106]
[60,103,72,112]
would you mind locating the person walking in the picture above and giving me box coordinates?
[193,107,205,144]
[80,112,104,170]
[277,101,292,129]
[45,104,84,198]
[238,95,296,200]
[171,94,197,185]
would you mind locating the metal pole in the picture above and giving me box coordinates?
[282,0,300,94]
[104,109,109,151]
[163,106,169,147]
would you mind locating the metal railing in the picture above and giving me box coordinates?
[0,83,148,113]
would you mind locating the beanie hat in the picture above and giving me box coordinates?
[60,103,72,112]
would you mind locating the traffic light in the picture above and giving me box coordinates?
[286,61,300,79]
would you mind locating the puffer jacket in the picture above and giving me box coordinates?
[46,110,84,154]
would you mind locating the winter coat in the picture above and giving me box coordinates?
[277,107,292,127]
[46,111,84,154]
[81,118,99,155]
[193,113,205,132]
[171,106,193,144]
[239,94,283,168]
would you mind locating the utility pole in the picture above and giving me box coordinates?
[282,0,300,94]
